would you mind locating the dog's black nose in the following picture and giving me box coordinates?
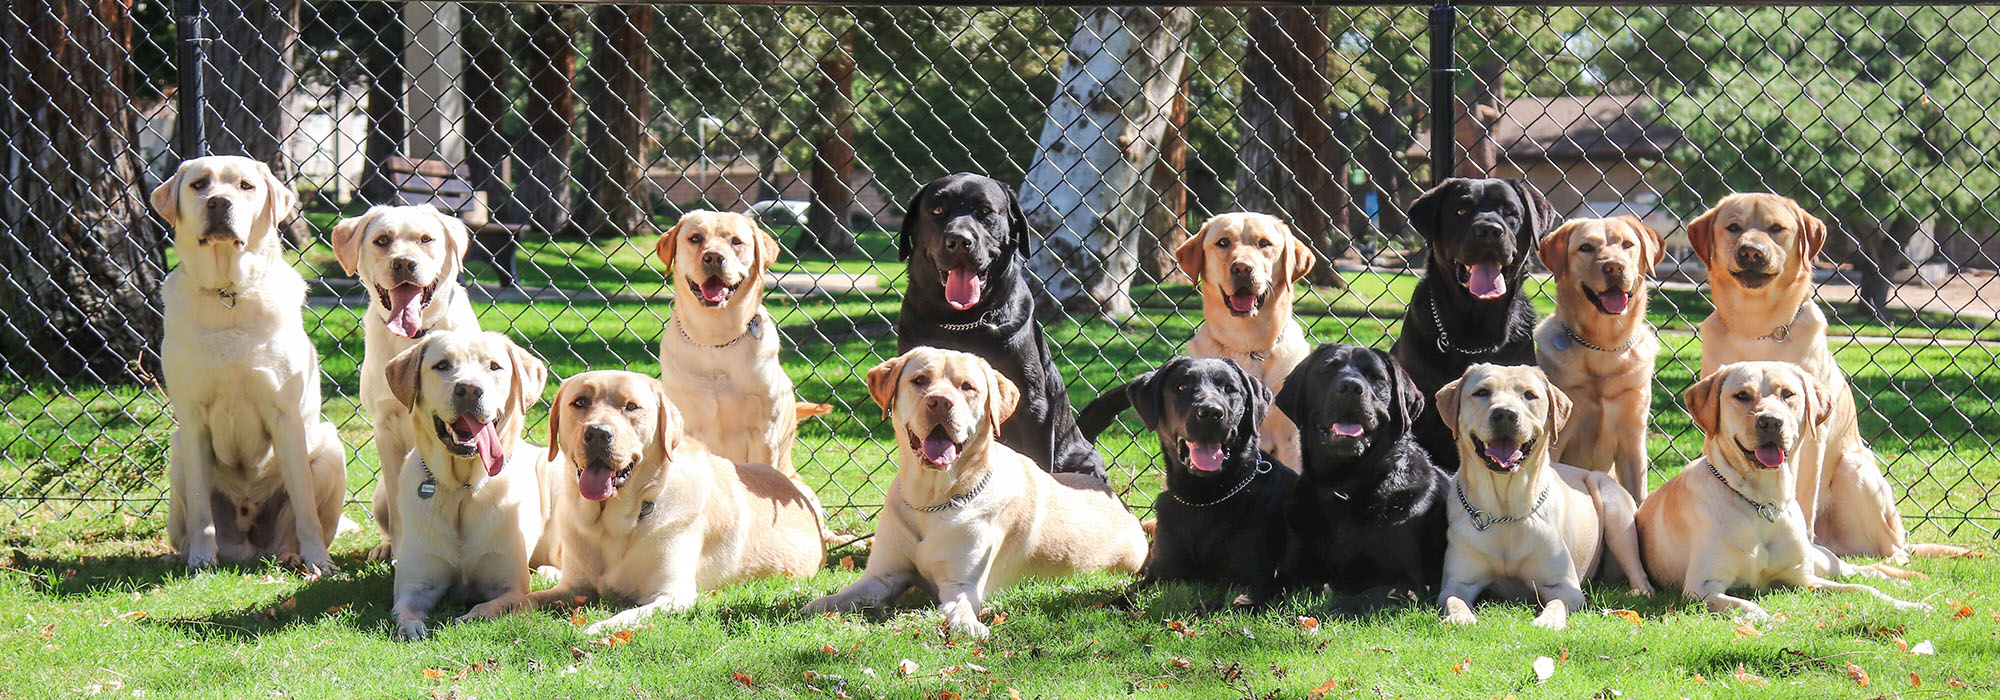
[205,196,231,210]
[702,251,723,266]
[943,231,972,252]
[1472,221,1504,238]
[583,424,614,445]
[926,395,951,412]
[1229,261,1252,276]
[1335,378,1363,395]
[1602,260,1625,278]
[1488,406,1519,430]
[1193,403,1224,423]
[1736,243,1769,269]
[1755,414,1784,435]
[390,257,417,275]
[452,382,482,401]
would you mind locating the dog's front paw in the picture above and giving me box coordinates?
[457,601,509,622]
[367,542,394,562]
[802,594,850,617]
[947,616,990,639]
[185,548,219,571]
[1629,582,1656,598]
[1737,606,1773,625]
[394,619,430,642]
[1441,597,1477,626]
[1530,601,1569,631]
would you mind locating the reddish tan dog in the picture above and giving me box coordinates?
[1176,212,1316,470]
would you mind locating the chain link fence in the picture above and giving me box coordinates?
[4,1,1997,541]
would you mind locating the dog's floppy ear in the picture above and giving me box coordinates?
[1433,375,1465,437]
[1683,370,1725,438]
[865,354,911,419]
[1788,198,1829,262]
[1280,218,1317,283]
[1381,349,1424,429]
[330,206,389,276]
[985,363,1022,426]
[1407,179,1455,241]
[1125,364,1169,432]
[1793,365,1835,429]
[897,179,946,262]
[257,161,298,232]
[546,381,567,462]
[1623,215,1667,276]
[1272,347,1322,427]
[150,163,186,228]
[1176,219,1211,283]
[753,216,783,274]
[1542,370,1573,445]
[1537,220,1578,278]
[495,336,547,457]
[654,379,684,455]
[1004,181,1032,259]
[383,336,433,411]
[1230,358,1274,440]
[1507,178,1557,238]
[1685,203,1720,269]
[656,216,686,275]
[429,207,471,279]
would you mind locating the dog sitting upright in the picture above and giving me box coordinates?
[382,331,562,641]
[331,204,482,559]
[1274,343,1450,601]
[153,156,347,575]
[1176,213,1317,470]
[1638,361,1928,622]
[1534,216,1665,501]
[804,349,1147,637]
[1433,364,1652,630]
[527,371,824,633]
[896,173,1104,481]
[1095,357,1296,608]
[1393,178,1557,472]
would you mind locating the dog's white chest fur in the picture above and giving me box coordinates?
[163,267,314,473]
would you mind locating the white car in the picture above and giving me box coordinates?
[745,199,811,226]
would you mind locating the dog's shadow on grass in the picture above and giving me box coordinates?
[149,556,399,641]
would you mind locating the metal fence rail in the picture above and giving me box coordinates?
[4,1,1997,541]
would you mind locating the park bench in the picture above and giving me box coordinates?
[383,157,526,287]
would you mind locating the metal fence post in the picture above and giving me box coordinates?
[1428,0,1456,186]
[175,0,207,159]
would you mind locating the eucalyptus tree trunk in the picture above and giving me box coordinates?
[1235,6,1348,288]
[803,24,858,257]
[517,5,579,235]
[573,5,655,238]
[210,0,305,244]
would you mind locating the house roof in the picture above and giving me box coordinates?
[1407,94,1681,161]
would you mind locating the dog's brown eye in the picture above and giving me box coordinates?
[420,235,435,245]
[731,237,744,247]
[1734,391,1753,402]
[1779,388,1796,399]
[1770,224,1785,233]
[1726,223,1742,233]
[190,179,208,190]
[1524,391,1539,401]
[1456,209,1468,216]
[1578,244,1596,254]
[1215,239,1231,248]
[1471,388,1491,398]
[1258,239,1274,248]
[373,236,390,247]
[431,361,450,372]
[624,402,640,411]
[488,362,502,371]
[960,382,976,393]
[569,397,589,409]
[931,206,945,216]
[238,180,255,191]
[912,375,929,387]
[688,234,703,245]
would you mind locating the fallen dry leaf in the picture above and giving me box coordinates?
[1691,673,1706,685]
[821,643,839,654]
[1892,636,1909,652]
[569,608,587,627]
[1911,672,1922,688]
[1309,678,1340,699]
[1950,678,1968,688]
[1165,619,1195,638]
[39,622,54,639]
[932,691,960,700]
[1533,656,1555,682]
[839,555,854,571]
[989,612,1007,626]
[730,671,754,688]
[1734,623,1762,639]
[897,658,919,676]
[1558,648,1571,663]
[1911,640,1936,655]
[1450,658,1471,675]
[1846,662,1870,687]
[422,668,446,681]
[1167,657,1192,670]
[1007,689,1022,700]
[1604,609,1642,626]
[117,611,147,621]
[1733,665,1768,687]
[1954,605,1975,619]
[1296,616,1321,634]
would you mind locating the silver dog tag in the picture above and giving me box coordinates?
[417,477,437,500]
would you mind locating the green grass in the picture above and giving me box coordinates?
[5,239,2000,697]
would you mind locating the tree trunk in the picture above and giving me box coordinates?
[464,5,512,205]
[1021,6,1194,320]
[359,2,405,203]
[752,111,787,205]
[1362,102,1412,248]
[1138,65,1191,287]
[0,0,164,382]
[210,0,304,244]
[802,25,857,257]
[517,5,578,235]
[573,5,654,238]
[1234,7,1348,288]
[1455,58,1505,177]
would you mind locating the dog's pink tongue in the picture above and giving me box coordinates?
[455,416,505,476]
[921,432,961,467]
[1466,263,1507,300]
[1186,441,1225,472]
[1482,439,1525,468]
[944,268,982,311]
[1598,290,1630,314]
[1755,445,1787,468]
[1330,423,1366,437]
[1226,291,1258,314]
[699,277,732,304]
[578,464,618,501]
[385,284,425,338]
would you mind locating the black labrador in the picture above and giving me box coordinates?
[1079,357,1295,608]
[1276,343,1449,605]
[897,173,1105,481]
[1392,177,1557,472]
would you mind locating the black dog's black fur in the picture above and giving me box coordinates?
[897,173,1105,481]
[1276,343,1449,601]
[1088,357,1294,608]
[1392,177,1556,472]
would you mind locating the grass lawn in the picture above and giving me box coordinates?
[4,234,1999,697]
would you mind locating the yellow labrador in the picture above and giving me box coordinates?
[1637,361,1928,622]
[152,156,346,575]
[654,212,814,496]
[803,348,1147,637]
[1688,194,1923,559]
[1176,212,1316,470]
[1533,216,1665,501]
[330,205,482,560]
[382,331,562,640]
[1434,364,1651,631]
[527,371,824,633]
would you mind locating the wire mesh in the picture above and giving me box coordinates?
[2,1,1996,542]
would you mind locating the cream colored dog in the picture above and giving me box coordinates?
[1534,216,1665,501]
[331,205,482,560]
[655,211,814,495]
[1176,212,1316,470]
[1637,361,1928,622]
[1434,364,1652,631]
[526,370,824,633]
[383,331,562,640]
[152,156,346,575]
[1688,194,1921,559]
[803,348,1147,638]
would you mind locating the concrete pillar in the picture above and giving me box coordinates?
[402,2,464,163]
